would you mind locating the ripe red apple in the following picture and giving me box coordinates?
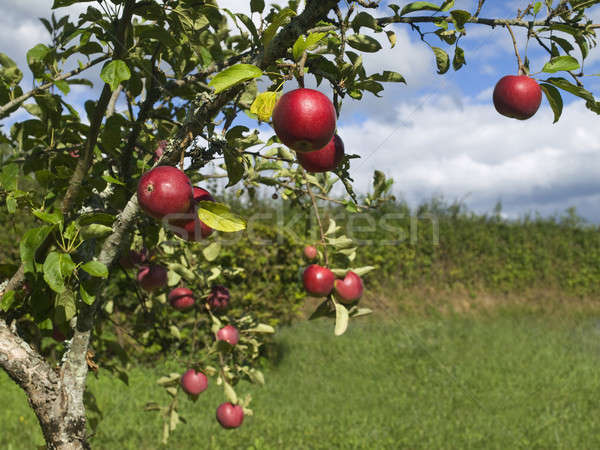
[216,325,239,346]
[296,135,345,173]
[303,264,335,296]
[136,265,168,292]
[169,287,195,310]
[334,271,364,303]
[137,166,192,219]
[168,187,214,241]
[272,88,337,152]
[493,75,542,120]
[216,402,244,429]
[207,285,230,312]
[303,245,318,261]
[180,369,208,395]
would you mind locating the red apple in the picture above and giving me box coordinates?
[168,187,214,241]
[154,140,167,161]
[180,369,208,395]
[137,166,192,219]
[216,325,239,346]
[137,265,167,292]
[303,264,335,296]
[334,271,364,303]
[52,327,66,342]
[169,287,195,310]
[303,245,318,261]
[272,88,337,152]
[207,285,230,312]
[119,249,147,269]
[296,135,345,173]
[493,75,542,120]
[216,402,244,429]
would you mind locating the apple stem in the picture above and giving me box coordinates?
[303,170,329,266]
[505,23,526,75]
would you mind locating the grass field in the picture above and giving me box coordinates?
[2,307,600,449]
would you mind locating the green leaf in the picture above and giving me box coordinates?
[81,261,109,278]
[350,307,373,318]
[208,64,262,94]
[223,148,245,187]
[292,32,327,61]
[541,55,580,73]
[224,381,238,404]
[55,288,76,322]
[334,303,349,336]
[263,8,296,46]
[78,212,115,227]
[450,10,471,30]
[246,323,275,333]
[533,1,542,14]
[432,47,450,74]
[351,12,379,33]
[6,195,16,213]
[100,60,131,91]
[80,224,113,240]
[544,76,595,102]
[351,266,376,276]
[540,83,563,123]
[202,242,221,262]
[197,201,246,232]
[0,163,19,191]
[59,253,76,278]
[80,281,95,305]
[250,0,265,13]
[1,290,16,312]
[386,30,397,48]
[453,46,466,71]
[44,252,65,293]
[20,225,53,273]
[168,263,196,282]
[250,91,278,121]
[347,34,382,53]
[371,71,406,83]
[52,0,93,7]
[27,44,49,66]
[101,175,126,186]
[401,1,448,15]
[32,209,62,225]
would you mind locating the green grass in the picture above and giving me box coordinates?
[3,311,600,449]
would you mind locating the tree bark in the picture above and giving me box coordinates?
[0,319,89,449]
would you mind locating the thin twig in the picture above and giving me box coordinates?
[505,23,525,75]
[0,55,110,118]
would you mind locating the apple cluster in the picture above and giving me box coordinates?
[178,323,244,429]
[124,167,246,428]
[272,88,345,173]
[302,246,364,303]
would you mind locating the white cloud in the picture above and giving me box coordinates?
[338,95,600,220]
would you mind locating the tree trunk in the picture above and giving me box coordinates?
[0,320,91,449]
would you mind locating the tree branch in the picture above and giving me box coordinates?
[61,0,137,215]
[377,15,600,30]
[0,55,110,118]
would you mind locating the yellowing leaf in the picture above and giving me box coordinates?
[250,91,279,121]
[197,201,246,232]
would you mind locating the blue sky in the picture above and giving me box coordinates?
[2,1,600,221]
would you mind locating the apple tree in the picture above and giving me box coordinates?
[1,0,600,448]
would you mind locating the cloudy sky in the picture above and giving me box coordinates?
[2,1,600,221]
